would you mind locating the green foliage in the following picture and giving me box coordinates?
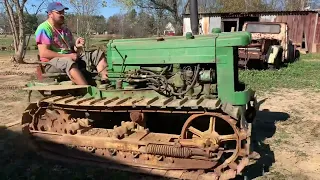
[68,0,108,7]
[112,0,135,9]
[239,55,320,91]
[24,14,38,34]
[113,0,187,35]
[106,10,157,38]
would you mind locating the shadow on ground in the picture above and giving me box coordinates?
[0,125,166,180]
[241,98,290,180]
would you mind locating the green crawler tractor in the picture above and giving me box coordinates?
[21,2,260,178]
[22,30,259,180]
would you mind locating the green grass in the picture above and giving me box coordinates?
[0,35,37,49]
[240,54,320,91]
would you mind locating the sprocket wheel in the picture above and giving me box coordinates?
[30,109,90,135]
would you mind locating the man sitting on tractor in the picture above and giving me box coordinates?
[35,2,108,85]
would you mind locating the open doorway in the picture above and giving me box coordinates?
[221,18,239,32]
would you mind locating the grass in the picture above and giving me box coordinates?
[0,35,37,49]
[240,54,320,91]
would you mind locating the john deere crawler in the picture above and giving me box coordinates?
[21,7,259,178]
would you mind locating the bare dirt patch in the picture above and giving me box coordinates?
[249,88,320,180]
[0,53,38,126]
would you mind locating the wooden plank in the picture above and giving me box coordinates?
[314,17,320,44]
[282,15,288,24]
[307,13,313,52]
[291,15,297,44]
[275,15,282,22]
[304,14,311,51]
[312,14,319,52]
[307,13,317,52]
[292,15,299,44]
[296,15,305,45]
[287,16,294,41]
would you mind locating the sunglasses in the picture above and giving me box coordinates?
[52,10,65,15]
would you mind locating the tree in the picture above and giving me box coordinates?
[213,0,271,12]
[92,15,108,34]
[105,10,157,38]
[3,0,28,63]
[113,0,190,35]
[24,13,38,34]
[2,0,46,63]
[61,0,107,48]
[106,14,122,34]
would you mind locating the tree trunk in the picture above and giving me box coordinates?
[172,1,183,35]
[3,0,27,63]
[4,0,19,50]
[15,0,26,63]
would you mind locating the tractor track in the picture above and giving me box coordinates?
[21,96,255,180]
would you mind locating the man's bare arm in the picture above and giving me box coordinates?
[38,44,76,60]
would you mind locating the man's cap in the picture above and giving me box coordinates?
[46,2,69,13]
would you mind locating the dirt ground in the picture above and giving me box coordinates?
[0,53,319,180]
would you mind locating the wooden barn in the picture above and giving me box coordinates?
[183,10,320,53]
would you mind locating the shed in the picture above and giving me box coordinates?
[183,10,320,53]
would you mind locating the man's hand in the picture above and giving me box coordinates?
[75,37,85,48]
[68,53,78,61]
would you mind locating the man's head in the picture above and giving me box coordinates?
[47,2,69,25]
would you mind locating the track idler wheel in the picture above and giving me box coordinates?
[179,112,248,178]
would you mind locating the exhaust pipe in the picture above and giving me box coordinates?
[190,0,199,35]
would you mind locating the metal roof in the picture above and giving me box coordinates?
[183,10,319,17]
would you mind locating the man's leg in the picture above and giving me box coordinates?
[69,64,88,85]
[45,57,88,85]
[81,49,108,80]
[97,56,108,80]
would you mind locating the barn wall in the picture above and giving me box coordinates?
[273,12,318,53]
[209,17,222,33]
[314,16,320,52]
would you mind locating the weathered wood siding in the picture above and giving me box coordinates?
[265,13,319,52]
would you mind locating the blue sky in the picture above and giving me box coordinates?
[26,0,121,18]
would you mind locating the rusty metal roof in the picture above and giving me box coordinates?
[183,10,319,17]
